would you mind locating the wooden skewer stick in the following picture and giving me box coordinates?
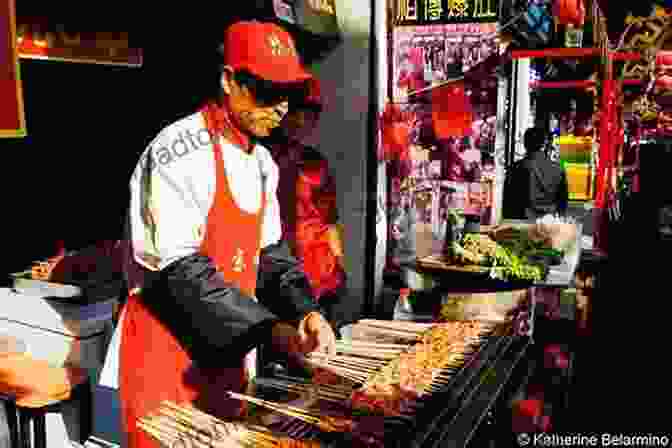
[258,377,354,395]
[355,325,423,339]
[161,402,242,442]
[227,392,322,426]
[150,416,219,448]
[306,361,368,384]
[156,410,216,445]
[137,422,175,447]
[336,340,411,349]
[260,382,349,402]
[358,319,435,331]
[308,355,379,374]
[336,343,406,353]
[334,348,404,359]
[311,352,390,365]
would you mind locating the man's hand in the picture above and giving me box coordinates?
[270,312,336,358]
[298,312,336,355]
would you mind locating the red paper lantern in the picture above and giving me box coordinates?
[554,0,585,26]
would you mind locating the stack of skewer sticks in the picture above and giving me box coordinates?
[138,401,321,448]
[304,320,496,394]
[255,375,353,404]
[227,391,355,433]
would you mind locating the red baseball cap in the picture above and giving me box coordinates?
[222,21,313,84]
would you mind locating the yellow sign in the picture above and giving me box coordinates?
[397,0,419,22]
[396,0,497,23]
[447,0,469,18]
[425,0,443,21]
[473,0,497,19]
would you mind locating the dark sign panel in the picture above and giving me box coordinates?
[393,0,499,25]
[0,0,26,138]
[15,24,142,67]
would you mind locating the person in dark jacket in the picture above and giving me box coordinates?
[503,127,569,219]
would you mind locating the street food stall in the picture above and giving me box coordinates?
[1,0,643,446]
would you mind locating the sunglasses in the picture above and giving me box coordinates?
[233,71,306,107]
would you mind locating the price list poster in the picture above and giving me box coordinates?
[0,0,25,138]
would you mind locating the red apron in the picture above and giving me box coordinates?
[119,106,266,448]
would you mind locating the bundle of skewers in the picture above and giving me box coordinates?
[255,375,354,405]
[305,319,498,416]
[138,401,322,448]
[227,391,385,447]
[227,392,355,433]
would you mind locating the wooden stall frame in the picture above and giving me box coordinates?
[0,0,26,138]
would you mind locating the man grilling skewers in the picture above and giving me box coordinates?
[99,21,336,448]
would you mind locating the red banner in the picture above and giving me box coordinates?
[0,0,26,138]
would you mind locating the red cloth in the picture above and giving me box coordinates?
[222,21,311,83]
[595,80,618,209]
[432,81,473,139]
[119,102,267,447]
[380,104,412,162]
[272,141,344,300]
[554,0,585,26]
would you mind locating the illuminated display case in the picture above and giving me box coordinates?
[555,135,594,201]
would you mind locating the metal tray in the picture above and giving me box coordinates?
[9,272,82,298]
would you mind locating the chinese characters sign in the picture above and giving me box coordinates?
[394,0,498,24]
[15,24,142,67]
[0,0,25,138]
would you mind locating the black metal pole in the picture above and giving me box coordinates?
[364,0,380,319]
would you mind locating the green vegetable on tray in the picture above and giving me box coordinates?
[447,234,546,282]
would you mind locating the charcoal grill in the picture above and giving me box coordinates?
[258,326,531,448]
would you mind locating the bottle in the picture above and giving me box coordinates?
[393,288,414,321]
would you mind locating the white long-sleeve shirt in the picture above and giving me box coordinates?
[100,111,282,389]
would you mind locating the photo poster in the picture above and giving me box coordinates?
[0,0,26,138]
[385,23,500,268]
[392,23,498,103]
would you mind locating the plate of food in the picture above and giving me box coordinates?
[417,232,549,283]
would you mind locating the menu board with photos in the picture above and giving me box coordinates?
[392,23,498,103]
[0,0,26,138]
